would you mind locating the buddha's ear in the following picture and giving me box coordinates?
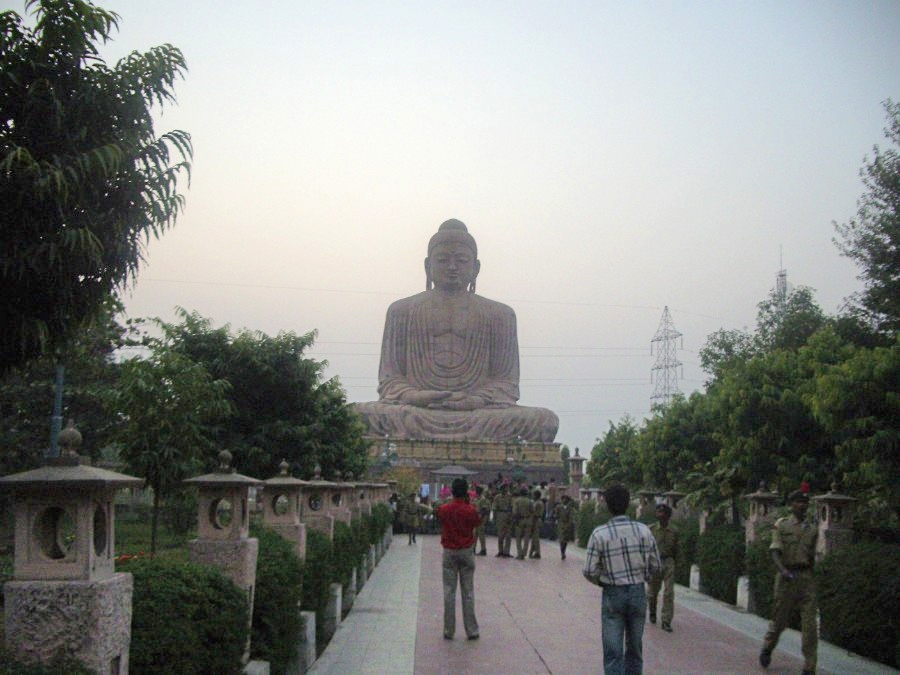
[424,257,432,290]
[474,259,481,277]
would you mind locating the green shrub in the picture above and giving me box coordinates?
[696,526,744,604]
[576,501,608,547]
[674,517,699,587]
[249,525,304,674]
[0,648,93,675]
[119,556,248,675]
[370,503,392,544]
[745,534,777,619]
[817,541,900,668]
[333,521,360,589]
[301,529,334,653]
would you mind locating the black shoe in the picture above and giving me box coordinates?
[801,671,814,675]
[496,552,504,557]
[444,633,453,640]
[478,550,487,556]
[759,648,771,668]
[662,623,672,632]
[649,613,656,624]
[467,634,480,640]
[561,553,566,560]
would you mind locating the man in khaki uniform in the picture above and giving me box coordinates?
[528,490,544,559]
[553,494,576,559]
[473,486,492,555]
[759,490,818,675]
[647,503,678,632]
[512,487,532,559]
[492,484,513,557]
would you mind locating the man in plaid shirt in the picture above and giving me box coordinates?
[583,484,661,675]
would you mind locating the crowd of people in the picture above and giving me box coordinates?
[390,477,817,675]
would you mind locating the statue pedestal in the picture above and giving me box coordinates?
[4,573,133,674]
[368,438,565,483]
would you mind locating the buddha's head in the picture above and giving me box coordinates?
[425,219,481,293]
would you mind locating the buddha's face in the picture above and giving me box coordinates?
[427,242,479,292]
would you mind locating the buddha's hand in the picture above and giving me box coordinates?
[433,392,486,411]
[400,390,452,407]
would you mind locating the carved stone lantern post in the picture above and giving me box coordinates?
[302,463,339,539]
[0,420,142,674]
[743,481,780,546]
[331,470,354,525]
[811,482,857,563]
[635,488,658,520]
[184,450,261,663]
[662,487,685,516]
[262,459,309,560]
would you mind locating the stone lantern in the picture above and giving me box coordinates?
[262,459,309,560]
[302,463,339,539]
[811,482,857,562]
[662,486,685,518]
[330,470,354,525]
[0,420,142,674]
[184,450,261,662]
[743,481,780,546]
[635,488,658,519]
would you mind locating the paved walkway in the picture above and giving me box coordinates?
[308,533,894,675]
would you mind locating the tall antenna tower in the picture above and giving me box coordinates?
[650,305,683,409]
[776,246,788,309]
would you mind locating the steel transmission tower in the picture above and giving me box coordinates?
[650,305,682,409]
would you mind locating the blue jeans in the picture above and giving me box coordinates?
[601,583,647,675]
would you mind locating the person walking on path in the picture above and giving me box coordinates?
[759,489,818,675]
[583,484,661,675]
[473,485,491,556]
[512,487,532,559]
[528,489,544,558]
[554,494,576,559]
[647,503,678,632]
[492,483,513,557]
[435,477,483,641]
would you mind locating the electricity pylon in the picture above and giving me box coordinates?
[650,305,682,409]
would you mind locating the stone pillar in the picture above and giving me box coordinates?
[0,421,142,674]
[567,447,586,492]
[743,481,779,547]
[262,460,308,560]
[811,482,857,563]
[185,450,261,664]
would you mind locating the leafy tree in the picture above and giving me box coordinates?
[0,0,191,373]
[112,330,231,555]
[754,286,827,353]
[807,332,900,527]
[0,296,130,475]
[586,415,642,488]
[699,327,755,384]
[160,308,370,481]
[638,392,720,490]
[834,99,900,334]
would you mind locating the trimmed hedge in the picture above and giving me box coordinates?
[674,518,698,587]
[817,541,900,668]
[696,526,744,604]
[301,529,334,653]
[119,556,248,675]
[745,534,778,619]
[0,648,92,675]
[249,525,305,674]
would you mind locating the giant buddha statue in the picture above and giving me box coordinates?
[353,219,559,443]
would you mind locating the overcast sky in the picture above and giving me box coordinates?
[8,1,898,455]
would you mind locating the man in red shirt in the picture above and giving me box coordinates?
[435,477,483,640]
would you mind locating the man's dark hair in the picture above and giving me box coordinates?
[655,503,672,517]
[451,478,468,498]
[604,484,630,515]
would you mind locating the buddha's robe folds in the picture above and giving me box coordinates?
[354,291,559,442]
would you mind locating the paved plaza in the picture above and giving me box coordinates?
[309,533,893,675]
